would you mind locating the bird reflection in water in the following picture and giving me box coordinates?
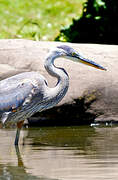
[0,145,55,180]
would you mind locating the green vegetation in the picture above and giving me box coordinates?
[0,0,85,40]
[56,0,118,44]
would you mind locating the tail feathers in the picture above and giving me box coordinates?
[1,112,11,124]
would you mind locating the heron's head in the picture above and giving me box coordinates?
[56,45,106,71]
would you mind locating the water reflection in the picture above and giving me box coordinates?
[0,145,56,180]
[0,126,118,179]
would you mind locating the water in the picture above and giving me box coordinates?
[0,125,118,180]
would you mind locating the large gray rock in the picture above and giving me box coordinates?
[0,39,117,124]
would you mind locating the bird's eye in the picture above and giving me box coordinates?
[72,52,76,56]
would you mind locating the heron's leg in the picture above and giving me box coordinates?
[14,120,24,146]
[15,146,24,167]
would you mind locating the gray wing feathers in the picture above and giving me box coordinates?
[1,112,11,124]
[0,82,34,113]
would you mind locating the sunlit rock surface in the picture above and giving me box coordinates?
[0,39,117,124]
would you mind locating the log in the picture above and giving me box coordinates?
[0,39,117,125]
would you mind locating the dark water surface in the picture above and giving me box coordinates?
[0,125,118,180]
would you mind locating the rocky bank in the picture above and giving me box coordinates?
[0,39,117,125]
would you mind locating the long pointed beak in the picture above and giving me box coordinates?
[76,54,107,71]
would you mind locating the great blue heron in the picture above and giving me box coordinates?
[0,45,106,145]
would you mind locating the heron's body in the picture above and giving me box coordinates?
[0,45,106,145]
[0,72,48,122]
[0,70,68,122]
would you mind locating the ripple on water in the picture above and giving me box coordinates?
[0,126,118,180]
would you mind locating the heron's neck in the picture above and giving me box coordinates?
[44,53,69,106]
